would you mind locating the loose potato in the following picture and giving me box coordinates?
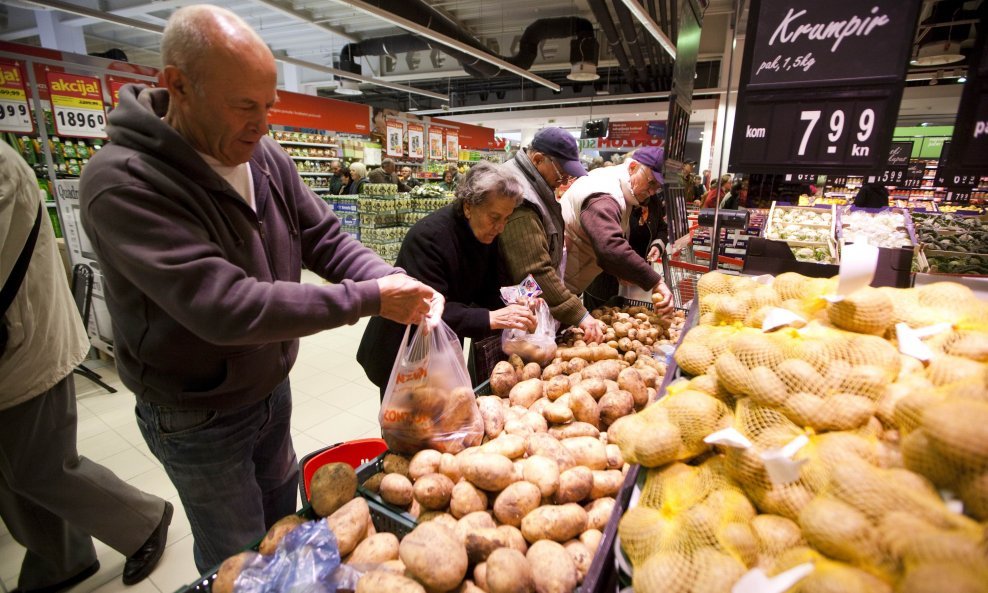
[451,480,489,518]
[494,481,543,527]
[377,559,407,575]
[460,453,517,491]
[486,548,534,593]
[527,540,579,593]
[465,527,513,564]
[589,470,623,499]
[580,529,603,554]
[439,452,462,483]
[560,436,608,470]
[598,390,635,430]
[409,449,443,481]
[543,402,574,424]
[542,363,565,381]
[555,466,594,504]
[379,473,414,507]
[527,433,576,471]
[399,522,468,593]
[521,504,589,543]
[568,386,600,428]
[509,354,525,372]
[567,358,589,375]
[605,444,624,470]
[483,433,528,459]
[213,552,259,593]
[520,411,549,434]
[509,379,544,409]
[528,397,551,417]
[581,378,608,400]
[327,497,371,556]
[383,453,411,477]
[523,455,560,498]
[584,498,615,531]
[310,462,358,517]
[477,396,506,440]
[413,473,454,511]
[581,360,625,382]
[459,580,486,593]
[259,514,305,555]
[356,571,426,593]
[548,422,600,440]
[422,513,459,534]
[456,511,498,544]
[474,563,489,592]
[497,524,529,555]
[544,376,570,401]
[492,361,520,397]
[504,418,533,438]
[522,362,542,381]
[564,540,593,583]
[349,532,400,565]
[363,472,385,493]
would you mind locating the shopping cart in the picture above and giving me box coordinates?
[664,233,745,310]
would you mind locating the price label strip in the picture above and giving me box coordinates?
[46,71,108,139]
[0,62,34,134]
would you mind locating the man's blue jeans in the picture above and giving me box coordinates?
[135,379,298,573]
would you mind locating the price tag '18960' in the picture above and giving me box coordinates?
[0,62,34,134]
[46,71,108,139]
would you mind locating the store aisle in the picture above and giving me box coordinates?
[0,270,383,593]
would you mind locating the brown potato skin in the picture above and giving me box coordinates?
[486,548,535,593]
[356,570,426,593]
[310,462,357,517]
[527,540,579,593]
[399,521,468,593]
[259,514,306,555]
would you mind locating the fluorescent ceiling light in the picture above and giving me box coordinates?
[332,0,561,92]
[619,0,677,60]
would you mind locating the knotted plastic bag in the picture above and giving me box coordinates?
[500,275,557,364]
[379,319,483,455]
[234,519,344,593]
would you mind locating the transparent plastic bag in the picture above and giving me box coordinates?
[235,519,343,593]
[500,275,558,364]
[379,320,484,455]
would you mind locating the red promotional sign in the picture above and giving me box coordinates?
[0,61,33,133]
[107,76,156,107]
[433,117,498,149]
[46,71,107,138]
[408,123,425,159]
[269,89,371,135]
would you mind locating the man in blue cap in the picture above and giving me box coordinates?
[560,146,674,319]
[499,127,602,342]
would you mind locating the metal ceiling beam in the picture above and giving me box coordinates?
[15,0,448,101]
[619,0,677,59]
[1,0,183,40]
[330,0,562,91]
[248,0,359,43]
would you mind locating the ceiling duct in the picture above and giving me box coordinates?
[587,0,643,92]
[341,1,598,81]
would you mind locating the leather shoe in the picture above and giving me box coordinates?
[11,561,99,593]
[122,502,173,585]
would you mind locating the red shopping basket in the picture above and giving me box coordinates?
[299,438,387,502]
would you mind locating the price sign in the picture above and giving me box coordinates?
[0,62,34,134]
[867,141,913,185]
[385,119,403,157]
[46,72,107,139]
[446,131,459,162]
[933,142,978,189]
[903,161,926,188]
[729,0,920,174]
[945,1,988,175]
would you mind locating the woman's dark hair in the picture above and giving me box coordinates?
[340,167,351,180]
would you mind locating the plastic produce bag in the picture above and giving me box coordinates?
[500,275,557,364]
[235,519,343,593]
[379,318,484,455]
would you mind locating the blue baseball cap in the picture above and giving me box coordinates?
[633,147,665,185]
[530,127,588,178]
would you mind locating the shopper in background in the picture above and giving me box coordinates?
[348,161,369,194]
[368,157,410,192]
[438,168,458,192]
[702,169,712,192]
[328,159,344,194]
[719,179,744,210]
[703,174,733,208]
[336,166,353,195]
[0,142,173,589]
[399,165,420,189]
[358,161,536,395]
[499,127,601,342]
[683,160,704,205]
[79,4,436,572]
[560,146,674,320]
[854,183,891,208]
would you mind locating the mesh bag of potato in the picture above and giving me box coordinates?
[379,321,483,455]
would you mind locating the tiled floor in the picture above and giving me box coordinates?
[0,270,395,593]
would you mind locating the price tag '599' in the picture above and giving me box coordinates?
[0,62,34,134]
[46,71,108,139]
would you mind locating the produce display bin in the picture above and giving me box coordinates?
[299,438,388,502]
[469,333,507,388]
[578,464,641,593]
[353,452,421,537]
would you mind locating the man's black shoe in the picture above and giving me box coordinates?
[122,501,173,585]
[11,561,100,593]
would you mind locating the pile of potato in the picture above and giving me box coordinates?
[619,272,988,593]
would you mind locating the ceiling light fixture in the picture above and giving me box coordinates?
[958,76,967,83]
[568,62,600,81]
[619,0,677,59]
[334,0,561,92]
[912,40,965,67]
[335,78,363,95]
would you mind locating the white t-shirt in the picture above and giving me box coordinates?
[196,151,255,212]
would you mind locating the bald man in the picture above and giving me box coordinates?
[80,5,435,571]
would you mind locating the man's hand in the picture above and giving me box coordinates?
[490,304,537,331]
[579,315,604,344]
[377,274,435,325]
[651,281,675,316]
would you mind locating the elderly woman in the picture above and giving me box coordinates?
[358,161,537,396]
[348,161,368,194]
[438,168,458,192]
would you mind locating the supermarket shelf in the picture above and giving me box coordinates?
[290,156,337,161]
[298,172,334,177]
[277,141,340,148]
[308,187,334,192]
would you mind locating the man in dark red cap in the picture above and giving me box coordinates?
[499,127,602,341]
[560,146,674,319]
